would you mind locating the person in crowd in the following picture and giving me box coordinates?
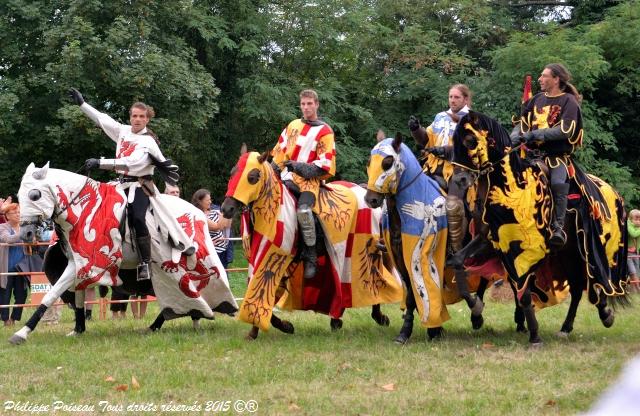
[0,203,29,326]
[110,287,128,320]
[376,129,386,142]
[211,200,233,270]
[0,196,13,224]
[271,89,336,278]
[191,189,232,268]
[627,209,640,291]
[164,184,181,197]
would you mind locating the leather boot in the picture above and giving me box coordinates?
[136,235,152,281]
[301,243,317,279]
[550,183,569,248]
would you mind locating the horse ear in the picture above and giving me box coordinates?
[467,110,479,126]
[32,162,50,180]
[392,132,403,152]
[257,151,270,164]
[240,142,248,156]
[26,162,35,171]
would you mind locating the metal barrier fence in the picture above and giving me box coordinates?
[1,240,639,319]
[0,238,248,318]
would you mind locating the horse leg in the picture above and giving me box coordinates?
[9,263,76,345]
[371,304,390,327]
[596,290,614,328]
[427,326,445,341]
[455,269,484,330]
[192,318,201,331]
[394,305,415,345]
[67,289,86,337]
[330,308,345,331]
[509,280,527,333]
[271,314,295,334]
[558,280,583,337]
[394,283,416,344]
[246,326,259,340]
[448,234,487,269]
[519,287,542,345]
[148,313,165,331]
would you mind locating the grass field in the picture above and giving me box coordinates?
[0,248,638,415]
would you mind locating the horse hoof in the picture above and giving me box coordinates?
[394,335,410,345]
[556,331,570,339]
[372,312,390,327]
[528,341,544,349]
[245,327,259,341]
[274,320,294,334]
[66,330,79,337]
[516,325,528,334]
[330,318,343,331]
[8,334,26,345]
[471,298,484,316]
[602,312,614,328]
[471,314,484,330]
[427,327,444,341]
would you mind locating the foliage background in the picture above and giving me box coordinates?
[1,0,639,204]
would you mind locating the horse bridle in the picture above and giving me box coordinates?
[19,169,92,241]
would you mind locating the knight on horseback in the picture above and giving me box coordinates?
[271,89,336,279]
[407,84,472,254]
[510,63,583,249]
[69,88,182,280]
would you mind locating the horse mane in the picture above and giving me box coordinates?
[452,110,528,182]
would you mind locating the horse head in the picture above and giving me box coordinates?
[452,110,512,171]
[18,162,54,242]
[365,134,405,208]
[222,151,272,219]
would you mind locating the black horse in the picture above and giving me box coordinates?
[449,111,629,345]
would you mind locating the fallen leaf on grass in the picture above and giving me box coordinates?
[131,376,140,390]
[381,383,396,392]
[288,403,301,411]
[481,342,495,349]
[115,384,129,392]
[104,376,116,383]
[337,362,352,373]
[545,399,557,406]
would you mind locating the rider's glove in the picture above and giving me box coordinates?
[83,158,100,171]
[69,88,84,106]
[408,115,421,132]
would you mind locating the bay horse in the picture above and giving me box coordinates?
[9,163,238,344]
[449,111,629,345]
[364,136,504,343]
[221,152,403,340]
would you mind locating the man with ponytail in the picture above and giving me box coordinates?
[69,88,180,280]
[510,63,584,248]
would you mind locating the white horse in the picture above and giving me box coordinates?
[9,163,238,344]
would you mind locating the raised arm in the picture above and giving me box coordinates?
[69,88,122,143]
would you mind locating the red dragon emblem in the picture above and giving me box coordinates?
[117,140,138,158]
[161,213,220,298]
[57,181,124,289]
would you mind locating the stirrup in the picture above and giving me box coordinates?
[549,228,566,248]
[137,262,151,281]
